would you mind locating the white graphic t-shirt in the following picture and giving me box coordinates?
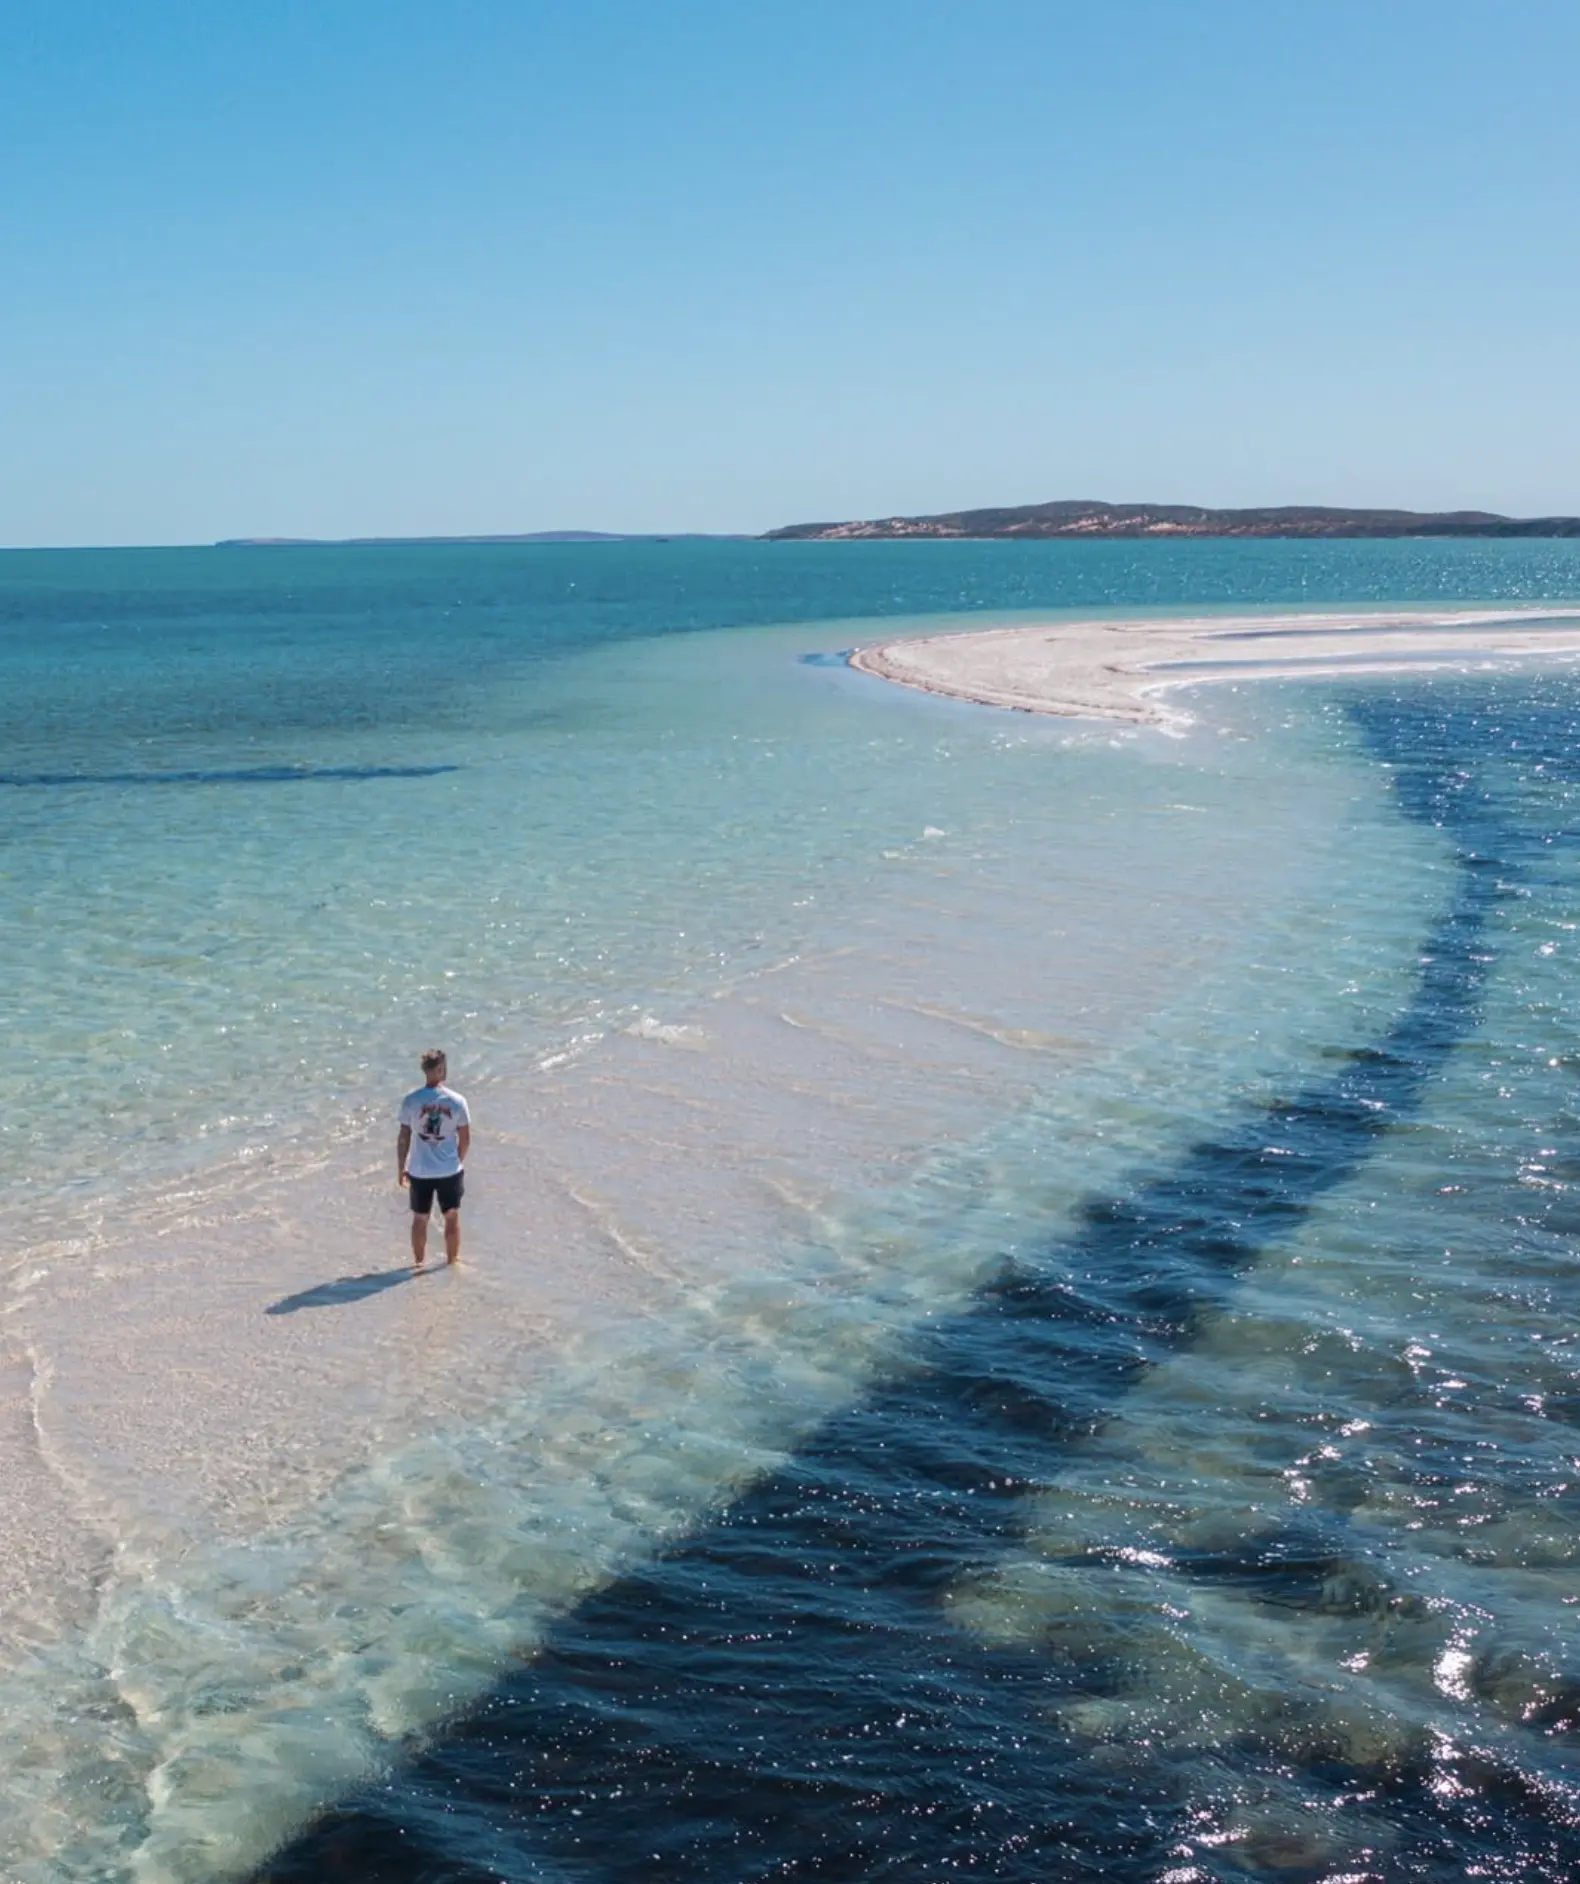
[399,1083,471,1179]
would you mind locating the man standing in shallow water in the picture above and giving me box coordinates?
[397,1048,471,1267]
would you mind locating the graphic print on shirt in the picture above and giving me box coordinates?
[402,1085,468,1178]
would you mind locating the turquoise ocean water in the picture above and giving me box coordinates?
[1,540,1579,1881]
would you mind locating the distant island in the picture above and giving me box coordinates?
[763,501,1580,541]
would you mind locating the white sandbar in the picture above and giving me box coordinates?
[850,608,1580,726]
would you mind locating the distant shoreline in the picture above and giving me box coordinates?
[210,502,1580,548]
[213,532,749,547]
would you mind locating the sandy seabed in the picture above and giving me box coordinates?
[850,606,1580,725]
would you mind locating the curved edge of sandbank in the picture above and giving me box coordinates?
[848,639,1167,726]
[849,608,1580,729]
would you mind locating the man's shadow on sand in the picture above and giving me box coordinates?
[265,1267,431,1315]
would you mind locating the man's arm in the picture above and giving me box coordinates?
[457,1124,471,1167]
[396,1123,412,1186]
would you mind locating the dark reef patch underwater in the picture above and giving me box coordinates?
[0,764,459,788]
[255,683,1580,1881]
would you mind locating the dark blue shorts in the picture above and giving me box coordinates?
[408,1171,465,1215]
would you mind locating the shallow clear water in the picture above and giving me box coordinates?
[2,541,1579,1882]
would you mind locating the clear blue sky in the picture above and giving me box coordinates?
[3,0,1577,545]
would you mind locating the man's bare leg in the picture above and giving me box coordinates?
[443,1209,462,1265]
[411,1211,429,1267]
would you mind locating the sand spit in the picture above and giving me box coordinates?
[849,608,1580,726]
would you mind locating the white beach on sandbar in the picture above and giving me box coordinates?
[850,607,1580,725]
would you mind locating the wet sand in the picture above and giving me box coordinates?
[849,607,1580,725]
